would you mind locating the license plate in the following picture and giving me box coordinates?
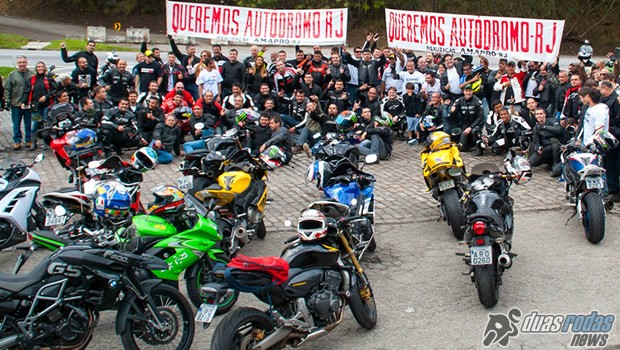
[45,210,67,226]
[470,246,492,266]
[438,179,455,191]
[177,175,194,190]
[195,303,218,323]
[585,177,604,190]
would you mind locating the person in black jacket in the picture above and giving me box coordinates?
[449,84,485,154]
[152,114,182,164]
[60,40,98,71]
[97,59,134,104]
[481,108,528,154]
[260,115,292,165]
[355,107,391,159]
[136,96,165,143]
[57,74,79,105]
[23,62,57,150]
[71,57,97,100]
[600,81,620,201]
[101,98,143,155]
[529,107,564,176]
[246,113,273,156]
[221,49,246,99]
[168,35,200,100]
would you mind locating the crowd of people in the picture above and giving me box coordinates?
[0,34,618,199]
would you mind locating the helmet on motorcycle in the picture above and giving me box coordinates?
[148,185,185,214]
[106,51,120,64]
[68,128,97,151]
[131,147,158,172]
[376,112,393,127]
[335,110,358,132]
[235,109,259,124]
[297,209,328,241]
[305,160,332,190]
[49,102,75,122]
[424,131,452,151]
[589,129,619,154]
[506,154,532,184]
[93,181,131,224]
[422,116,435,129]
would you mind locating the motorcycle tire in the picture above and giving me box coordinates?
[119,283,194,350]
[474,265,499,308]
[255,219,267,240]
[367,236,377,252]
[582,192,605,244]
[210,307,275,350]
[186,260,239,315]
[190,176,212,197]
[443,189,466,240]
[349,271,378,330]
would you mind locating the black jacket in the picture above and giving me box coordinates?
[221,60,246,90]
[450,95,484,129]
[102,108,136,130]
[345,54,385,87]
[532,118,564,149]
[603,92,620,139]
[264,126,292,156]
[136,107,164,135]
[153,122,181,155]
[61,48,98,71]
[71,66,98,99]
[23,73,57,109]
[98,68,134,101]
[247,124,272,151]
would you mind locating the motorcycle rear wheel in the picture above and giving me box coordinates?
[186,259,239,315]
[120,284,194,350]
[443,189,465,240]
[582,192,605,244]
[210,307,275,350]
[474,265,499,308]
[349,271,377,330]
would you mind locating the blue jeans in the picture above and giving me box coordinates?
[280,114,298,128]
[183,139,206,153]
[11,107,32,143]
[406,116,419,132]
[356,134,388,159]
[156,150,174,164]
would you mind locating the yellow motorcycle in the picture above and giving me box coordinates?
[420,131,468,239]
[195,148,269,256]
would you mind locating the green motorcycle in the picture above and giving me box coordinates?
[17,194,239,315]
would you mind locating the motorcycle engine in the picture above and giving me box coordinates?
[35,303,95,347]
[307,271,343,325]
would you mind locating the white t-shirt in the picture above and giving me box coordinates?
[196,69,223,97]
[421,79,441,99]
[582,103,609,142]
[383,66,403,93]
[446,67,462,95]
[399,70,425,95]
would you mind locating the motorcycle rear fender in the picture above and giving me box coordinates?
[115,279,162,335]
[470,235,494,247]
[578,165,604,180]
[0,186,39,232]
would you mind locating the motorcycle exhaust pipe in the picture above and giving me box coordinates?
[0,335,19,348]
[498,253,512,268]
[234,226,249,245]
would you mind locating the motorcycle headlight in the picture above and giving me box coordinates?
[448,168,462,177]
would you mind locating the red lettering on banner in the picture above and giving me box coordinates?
[279,13,286,38]
[325,11,333,38]
[501,21,509,51]
[449,18,458,46]
[243,11,253,37]
[231,9,239,35]
[534,22,543,54]
[212,7,221,34]
[482,20,490,50]
[520,22,529,52]
[287,13,294,38]
[270,11,277,37]
[335,10,343,38]
[303,13,312,38]
[437,16,445,45]
[187,5,195,32]
[546,22,557,53]
[467,18,474,47]
[509,21,519,52]
[194,6,202,33]
[313,12,321,38]
[473,19,482,49]
[295,13,302,38]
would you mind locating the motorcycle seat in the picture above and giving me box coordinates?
[0,257,50,292]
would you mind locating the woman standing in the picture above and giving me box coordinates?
[246,55,270,96]
[24,61,57,150]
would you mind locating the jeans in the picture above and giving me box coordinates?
[156,150,174,164]
[11,107,32,143]
[292,127,316,146]
[356,134,388,159]
[605,147,620,194]
[183,140,206,154]
[280,114,299,128]
[406,116,419,132]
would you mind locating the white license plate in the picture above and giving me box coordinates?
[195,303,218,323]
[470,246,492,266]
[177,175,194,190]
[585,177,604,190]
[45,210,67,226]
[438,179,455,191]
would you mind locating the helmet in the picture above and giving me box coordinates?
[68,128,97,151]
[148,185,185,214]
[422,115,435,129]
[305,160,332,190]
[235,109,259,124]
[589,129,619,154]
[106,51,120,64]
[260,146,287,169]
[174,106,193,119]
[424,131,451,151]
[335,110,358,132]
[297,209,328,241]
[131,147,158,172]
[505,154,532,184]
[93,181,131,224]
[376,112,393,127]
[49,102,75,122]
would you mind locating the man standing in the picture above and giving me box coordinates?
[98,59,134,104]
[60,40,98,71]
[71,57,97,100]
[161,52,187,94]
[135,50,163,94]
[579,87,609,142]
[221,49,246,99]
[168,36,201,100]
[601,81,620,202]
[5,56,33,150]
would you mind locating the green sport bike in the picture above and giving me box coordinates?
[16,194,239,315]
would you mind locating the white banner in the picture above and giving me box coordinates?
[166,1,348,46]
[385,9,564,62]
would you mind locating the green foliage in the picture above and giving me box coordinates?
[0,66,14,79]
[44,40,137,52]
[0,32,30,49]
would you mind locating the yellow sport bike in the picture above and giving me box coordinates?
[420,131,468,239]
[196,148,269,257]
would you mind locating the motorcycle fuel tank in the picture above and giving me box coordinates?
[218,171,252,194]
[132,215,177,237]
[281,242,340,269]
[323,182,361,207]
[284,269,324,297]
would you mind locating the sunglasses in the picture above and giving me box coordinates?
[354,51,362,53]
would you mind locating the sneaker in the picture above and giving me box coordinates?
[302,143,312,158]
[475,148,484,156]
[407,138,419,146]
[12,143,21,150]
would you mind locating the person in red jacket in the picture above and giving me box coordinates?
[164,82,195,106]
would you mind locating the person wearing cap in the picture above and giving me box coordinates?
[381,49,406,96]
[493,60,526,110]
[449,83,485,155]
[135,50,163,94]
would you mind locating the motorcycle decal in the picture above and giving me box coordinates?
[223,176,235,191]
[47,262,81,277]
[103,250,130,264]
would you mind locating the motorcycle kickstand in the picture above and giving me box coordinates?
[565,210,578,226]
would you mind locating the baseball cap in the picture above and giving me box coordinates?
[145,49,153,57]
[507,61,516,67]
[389,54,395,59]
[463,84,473,90]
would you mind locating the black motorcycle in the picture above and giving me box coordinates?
[0,243,194,349]
[200,201,377,348]
[459,150,531,308]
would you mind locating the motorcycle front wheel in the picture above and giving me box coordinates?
[582,192,605,244]
[186,259,239,315]
[119,284,194,350]
[474,265,499,308]
[349,271,378,330]
[210,307,275,350]
[442,189,465,240]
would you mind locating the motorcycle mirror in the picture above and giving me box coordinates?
[88,160,101,169]
[33,153,44,163]
[364,154,378,164]
[284,220,292,227]
[54,205,67,217]
[350,198,358,206]
[195,122,205,131]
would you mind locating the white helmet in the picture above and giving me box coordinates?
[305,160,331,190]
[297,209,328,241]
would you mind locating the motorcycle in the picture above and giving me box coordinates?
[0,154,47,250]
[0,243,194,349]
[199,201,377,347]
[459,149,531,307]
[420,131,468,239]
[195,148,270,256]
[559,132,617,244]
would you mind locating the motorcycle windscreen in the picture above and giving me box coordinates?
[323,182,361,207]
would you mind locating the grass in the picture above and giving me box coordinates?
[0,66,14,79]
[0,33,31,49]
[44,39,137,52]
